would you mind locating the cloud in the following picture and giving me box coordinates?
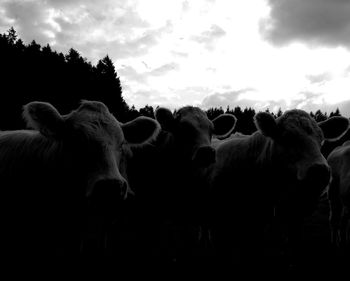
[54,15,172,63]
[119,65,148,85]
[0,0,169,62]
[191,24,226,50]
[306,72,332,84]
[182,1,190,13]
[171,50,188,58]
[2,0,57,44]
[289,91,350,117]
[149,62,180,76]
[201,88,258,109]
[345,65,350,75]
[119,61,179,86]
[201,88,350,117]
[335,100,350,117]
[260,0,350,49]
[125,88,178,109]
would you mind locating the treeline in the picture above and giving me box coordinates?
[0,28,343,134]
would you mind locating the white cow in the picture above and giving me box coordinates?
[198,109,349,266]
[0,100,160,260]
[126,106,237,263]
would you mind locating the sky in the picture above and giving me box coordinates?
[1,0,350,116]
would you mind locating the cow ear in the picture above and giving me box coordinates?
[121,116,161,147]
[213,114,237,139]
[254,112,278,139]
[23,101,64,138]
[318,116,349,141]
[155,107,175,132]
[77,100,110,114]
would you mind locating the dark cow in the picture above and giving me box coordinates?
[322,121,350,158]
[327,140,350,248]
[126,106,236,264]
[0,100,160,262]
[199,110,349,267]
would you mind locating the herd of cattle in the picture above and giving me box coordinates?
[0,100,349,270]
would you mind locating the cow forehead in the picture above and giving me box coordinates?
[277,109,323,143]
[68,108,124,144]
[175,106,212,128]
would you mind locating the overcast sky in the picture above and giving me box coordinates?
[1,0,350,115]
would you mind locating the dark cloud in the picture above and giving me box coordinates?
[0,0,168,62]
[191,24,226,50]
[44,0,83,7]
[2,1,56,44]
[260,0,350,48]
[54,18,172,62]
[0,6,10,29]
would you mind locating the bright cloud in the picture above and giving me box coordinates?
[1,0,350,116]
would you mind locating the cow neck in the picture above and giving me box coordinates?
[247,132,274,168]
[250,132,281,194]
[155,130,175,155]
[12,130,65,168]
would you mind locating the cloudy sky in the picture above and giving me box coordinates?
[1,0,350,115]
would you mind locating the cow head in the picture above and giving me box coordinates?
[255,110,349,215]
[155,106,236,167]
[23,100,160,211]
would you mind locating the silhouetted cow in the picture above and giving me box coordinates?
[0,100,160,261]
[322,123,350,158]
[127,106,236,263]
[199,110,349,266]
[327,140,350,248]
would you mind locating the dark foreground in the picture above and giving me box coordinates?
[5,196,349,278]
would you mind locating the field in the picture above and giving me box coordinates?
[88,194,349,277]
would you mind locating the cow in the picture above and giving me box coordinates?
[322,123,350,159]
[198,109,349,268]
[327,140,350,249]
[0,100,160,262]
[125,106,237,264]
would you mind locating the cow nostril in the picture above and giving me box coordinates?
[193,146,216,167]
[88,178,127,216]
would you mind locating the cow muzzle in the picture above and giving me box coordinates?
[192,146,216,167]
[89,178,128,212]
[295,164,331,216]
[304,163,331,188]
